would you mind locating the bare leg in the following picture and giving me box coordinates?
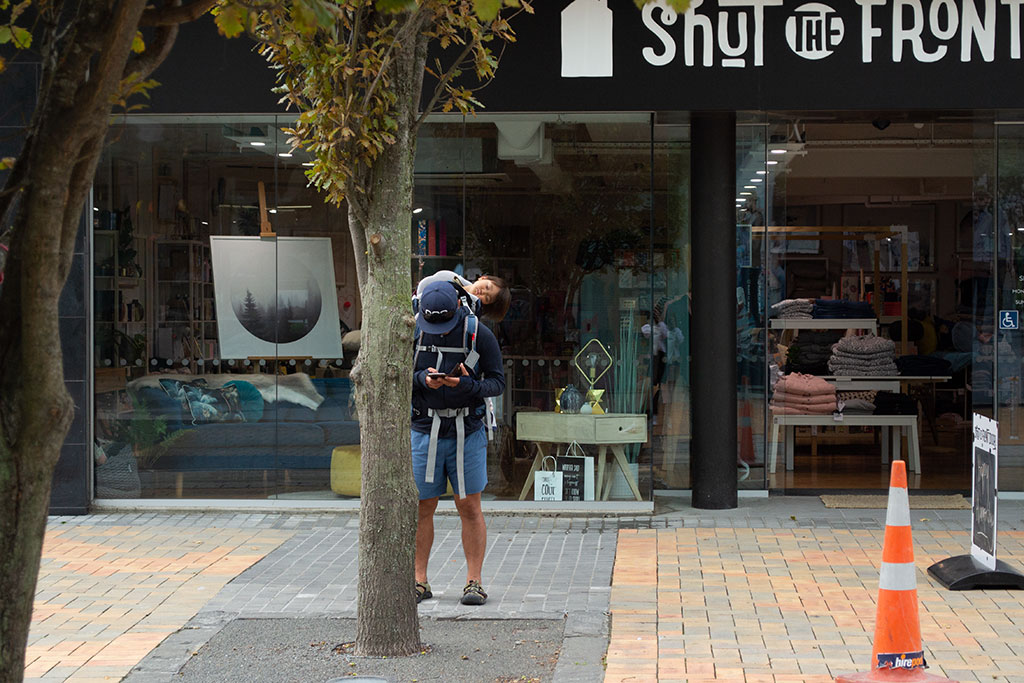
[415,497,439,583]
[453,492,486,583]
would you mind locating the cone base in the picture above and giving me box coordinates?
[836,668,957,682]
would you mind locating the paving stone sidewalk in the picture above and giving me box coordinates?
[28,496,1024,682]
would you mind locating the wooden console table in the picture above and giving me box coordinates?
[516,412,647,501]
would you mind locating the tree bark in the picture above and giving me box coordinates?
[351,16,429,658]
[0,1,171,679]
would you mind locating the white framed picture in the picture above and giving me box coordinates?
[210,236,344,359]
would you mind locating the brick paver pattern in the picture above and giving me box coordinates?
[606,527,1024,683]
[25,522,291,682]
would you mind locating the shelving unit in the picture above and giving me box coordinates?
[93,227,149,369]
[154,239,216,361]
[503,355,573,425]
[770,318,877,331]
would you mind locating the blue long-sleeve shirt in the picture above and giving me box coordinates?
[411,308,505,438]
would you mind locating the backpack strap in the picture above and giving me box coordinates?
[463,313,480,371]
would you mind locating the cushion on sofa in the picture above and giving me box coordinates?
[224,380,265,422]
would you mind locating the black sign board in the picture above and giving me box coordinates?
[971,415,998,568]
[555,455,593,501]
[476,0,1024,112]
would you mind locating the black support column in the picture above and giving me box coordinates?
[690,112,738,510]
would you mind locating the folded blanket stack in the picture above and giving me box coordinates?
[771,373,837,414]
[786,330,844,375]
[895,354,953,376]
[812,299,875,319]
[771,298,813,320]
[873,391,918,415]
[827,335,897,376]
[837,390,877,415]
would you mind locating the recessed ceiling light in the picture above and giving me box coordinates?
[278,152,293,158]
[740,192,752,196]
[751,178,763,183]
[770,149,787,154]
[269,209,277,214]
[301,162,314,167]
[767,160,779,165]
[756,170,768,175]
[250,141,266,147]
[412,207,423,214]
[744,185,756,189]
[201,221,209,226]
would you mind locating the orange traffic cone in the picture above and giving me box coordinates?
[836,461,954,682]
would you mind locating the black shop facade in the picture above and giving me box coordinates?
[43,0,1024,512]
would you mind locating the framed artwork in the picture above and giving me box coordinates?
[210,236,344,359]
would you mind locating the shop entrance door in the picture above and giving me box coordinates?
[760,114,989,494]
[993,123,1024,494]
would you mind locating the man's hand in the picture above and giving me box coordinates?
[424,364,465,389]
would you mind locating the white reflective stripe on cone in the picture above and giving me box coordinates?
[879,561,917,591]
[886,486,911,527]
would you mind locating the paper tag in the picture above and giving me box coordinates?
[833,411,843,422]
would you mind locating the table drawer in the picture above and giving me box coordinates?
[593,415,647,443]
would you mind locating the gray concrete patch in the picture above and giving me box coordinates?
[151,617,564,683]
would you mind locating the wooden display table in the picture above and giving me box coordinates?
[516,412,647,501]
[769,413,921,475]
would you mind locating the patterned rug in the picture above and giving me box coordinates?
[820,494,970,509]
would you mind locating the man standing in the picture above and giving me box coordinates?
[411,281,505,605]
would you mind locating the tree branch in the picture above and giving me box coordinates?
[139,0,216,27]
[414,32,479,130]
[124,22,179,81]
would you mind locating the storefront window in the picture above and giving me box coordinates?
[92,113,690,503]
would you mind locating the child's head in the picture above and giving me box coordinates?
[473,275,511,322]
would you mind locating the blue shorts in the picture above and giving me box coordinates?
[412,427,488,499]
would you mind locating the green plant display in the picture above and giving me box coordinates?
[111,402,183,469]
[612,311,649,463]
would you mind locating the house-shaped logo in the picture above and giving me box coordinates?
[561,0,614,78]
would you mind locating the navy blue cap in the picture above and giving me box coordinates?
[416,281,462,334]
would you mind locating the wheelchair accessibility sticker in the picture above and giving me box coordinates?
[1000,310,1019,330]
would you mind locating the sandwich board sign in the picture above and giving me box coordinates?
[927,414,1024,590]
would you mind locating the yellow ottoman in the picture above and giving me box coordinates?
[330,445,453,497]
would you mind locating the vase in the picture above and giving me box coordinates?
[560,384,584,414]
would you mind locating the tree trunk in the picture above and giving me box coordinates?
[0,2,150,679]
[351,21,429,658]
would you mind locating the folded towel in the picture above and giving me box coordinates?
[834,334,895,355]
[771,391,838,406]
[774,373,836,397]
[771,402,838,415]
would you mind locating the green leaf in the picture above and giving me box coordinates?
[0,26,12,44]
[0,156,15,171]
[214,4,245,38]
[11,25,30,47]
[375,0,416,12]
[636,0,690,9]
[132,31,145,54]
[473,0,502,21]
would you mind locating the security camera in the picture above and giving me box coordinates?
[872,118,891,131]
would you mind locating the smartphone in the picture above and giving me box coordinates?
[427,367,462,378]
